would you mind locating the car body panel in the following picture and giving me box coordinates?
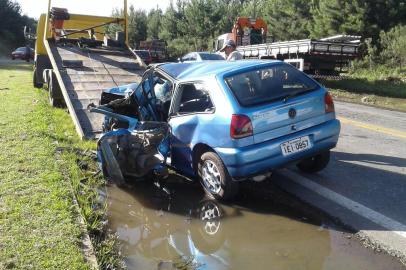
[94,60,340,181]
[134,50,152,65]
[11,47,34,60]
[180,52,224,62]
[215,119,340,178]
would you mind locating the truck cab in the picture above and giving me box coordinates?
[213,17,267,52]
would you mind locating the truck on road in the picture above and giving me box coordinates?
[214,17,361,76]
[33,0,145,139]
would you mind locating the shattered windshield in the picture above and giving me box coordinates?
[131,70,173,121]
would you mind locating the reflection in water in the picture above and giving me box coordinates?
[106,177,403,270]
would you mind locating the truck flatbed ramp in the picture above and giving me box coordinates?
[49,43,144,139]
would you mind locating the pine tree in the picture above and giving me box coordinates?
[128,6,147,47]
[264,0,312,41]
[309,0,366,38]
[159,1,180,41]
[147,8,162,40]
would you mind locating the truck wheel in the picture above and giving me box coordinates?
[296,150,330,173]
[33,68,43,88]
[49,72,65,108]
[198,151,238,201]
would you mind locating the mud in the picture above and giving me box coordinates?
[106,175,405,270]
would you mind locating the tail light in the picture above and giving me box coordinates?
[325,92,335,113]
[230,114,253,139]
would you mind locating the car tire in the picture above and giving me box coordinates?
[33,68,43,88]
[296,150,330,173]
[198,151,238,201]
[12,56,15,60]
[190,199,225,254]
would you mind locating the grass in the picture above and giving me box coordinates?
[319,67,406,112]
[0,62,122,269]
[328,89,406,112]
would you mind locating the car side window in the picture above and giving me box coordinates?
[189,53,197,61]
[182,53,191,62]
[173,83,214,114]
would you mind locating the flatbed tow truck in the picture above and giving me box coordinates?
[33,0,145,139]
[214,18,361,76]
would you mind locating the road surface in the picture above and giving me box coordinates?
[275,101,406,264]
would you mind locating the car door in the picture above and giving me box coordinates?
[168,82,215,176]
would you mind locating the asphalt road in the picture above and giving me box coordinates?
[274,101,406,263]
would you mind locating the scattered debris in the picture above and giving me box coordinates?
[20,133,27,141]
[361,95,377,105]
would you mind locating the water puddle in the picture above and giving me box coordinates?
[106,176,404,270]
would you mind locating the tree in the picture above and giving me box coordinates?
[179,0,224,51]
[264,0,312,41]
[379,25,406,70]
[364,0,406,36]
[128,6,147,46]
[159,1,180,41]
[309,0,366,38]
[0,0,34,52]
[147,8,162,39]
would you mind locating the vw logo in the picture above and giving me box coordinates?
[288,108,297,119]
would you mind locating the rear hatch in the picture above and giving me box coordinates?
[225,63,327,144]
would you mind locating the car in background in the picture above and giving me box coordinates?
[134,49,153,65]
[11,47,34,61]
[179,52,224,62]
[92,60,340,200]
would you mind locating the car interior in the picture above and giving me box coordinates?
[177,84,214,114]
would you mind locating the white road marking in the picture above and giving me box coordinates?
[281,170,406,238]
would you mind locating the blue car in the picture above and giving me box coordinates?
[92,60,340,200]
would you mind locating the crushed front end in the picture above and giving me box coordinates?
[90,73,171,184]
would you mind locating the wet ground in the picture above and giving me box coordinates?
[105,175,404,270]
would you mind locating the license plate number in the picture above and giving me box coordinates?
[280,136,312,156]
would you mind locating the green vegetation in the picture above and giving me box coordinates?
[328,88,406,112]
[320,58,406,111]
[0,0,36,54]
[322,75,406,99]
[122,0,406,58]
[0,61,122,269]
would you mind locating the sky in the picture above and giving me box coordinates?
[16,0,171,19]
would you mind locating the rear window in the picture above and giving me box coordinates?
[199,53,224,60]
[224,64,319,107]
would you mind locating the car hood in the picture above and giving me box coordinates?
[103,82,139,97]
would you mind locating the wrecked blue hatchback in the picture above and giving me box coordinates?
[91,60,340,200]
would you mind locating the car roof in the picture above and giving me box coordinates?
[191,51,216,55]
[158,60,282,81]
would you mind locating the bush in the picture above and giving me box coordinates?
[379,25,406,71]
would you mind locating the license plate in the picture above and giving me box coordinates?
[280,136,312,156]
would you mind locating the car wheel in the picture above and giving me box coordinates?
[12,56,15,60]
[190,199,225,254]
[33,68,43,88]
[198,151,238,200]
[296,150,330,173]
